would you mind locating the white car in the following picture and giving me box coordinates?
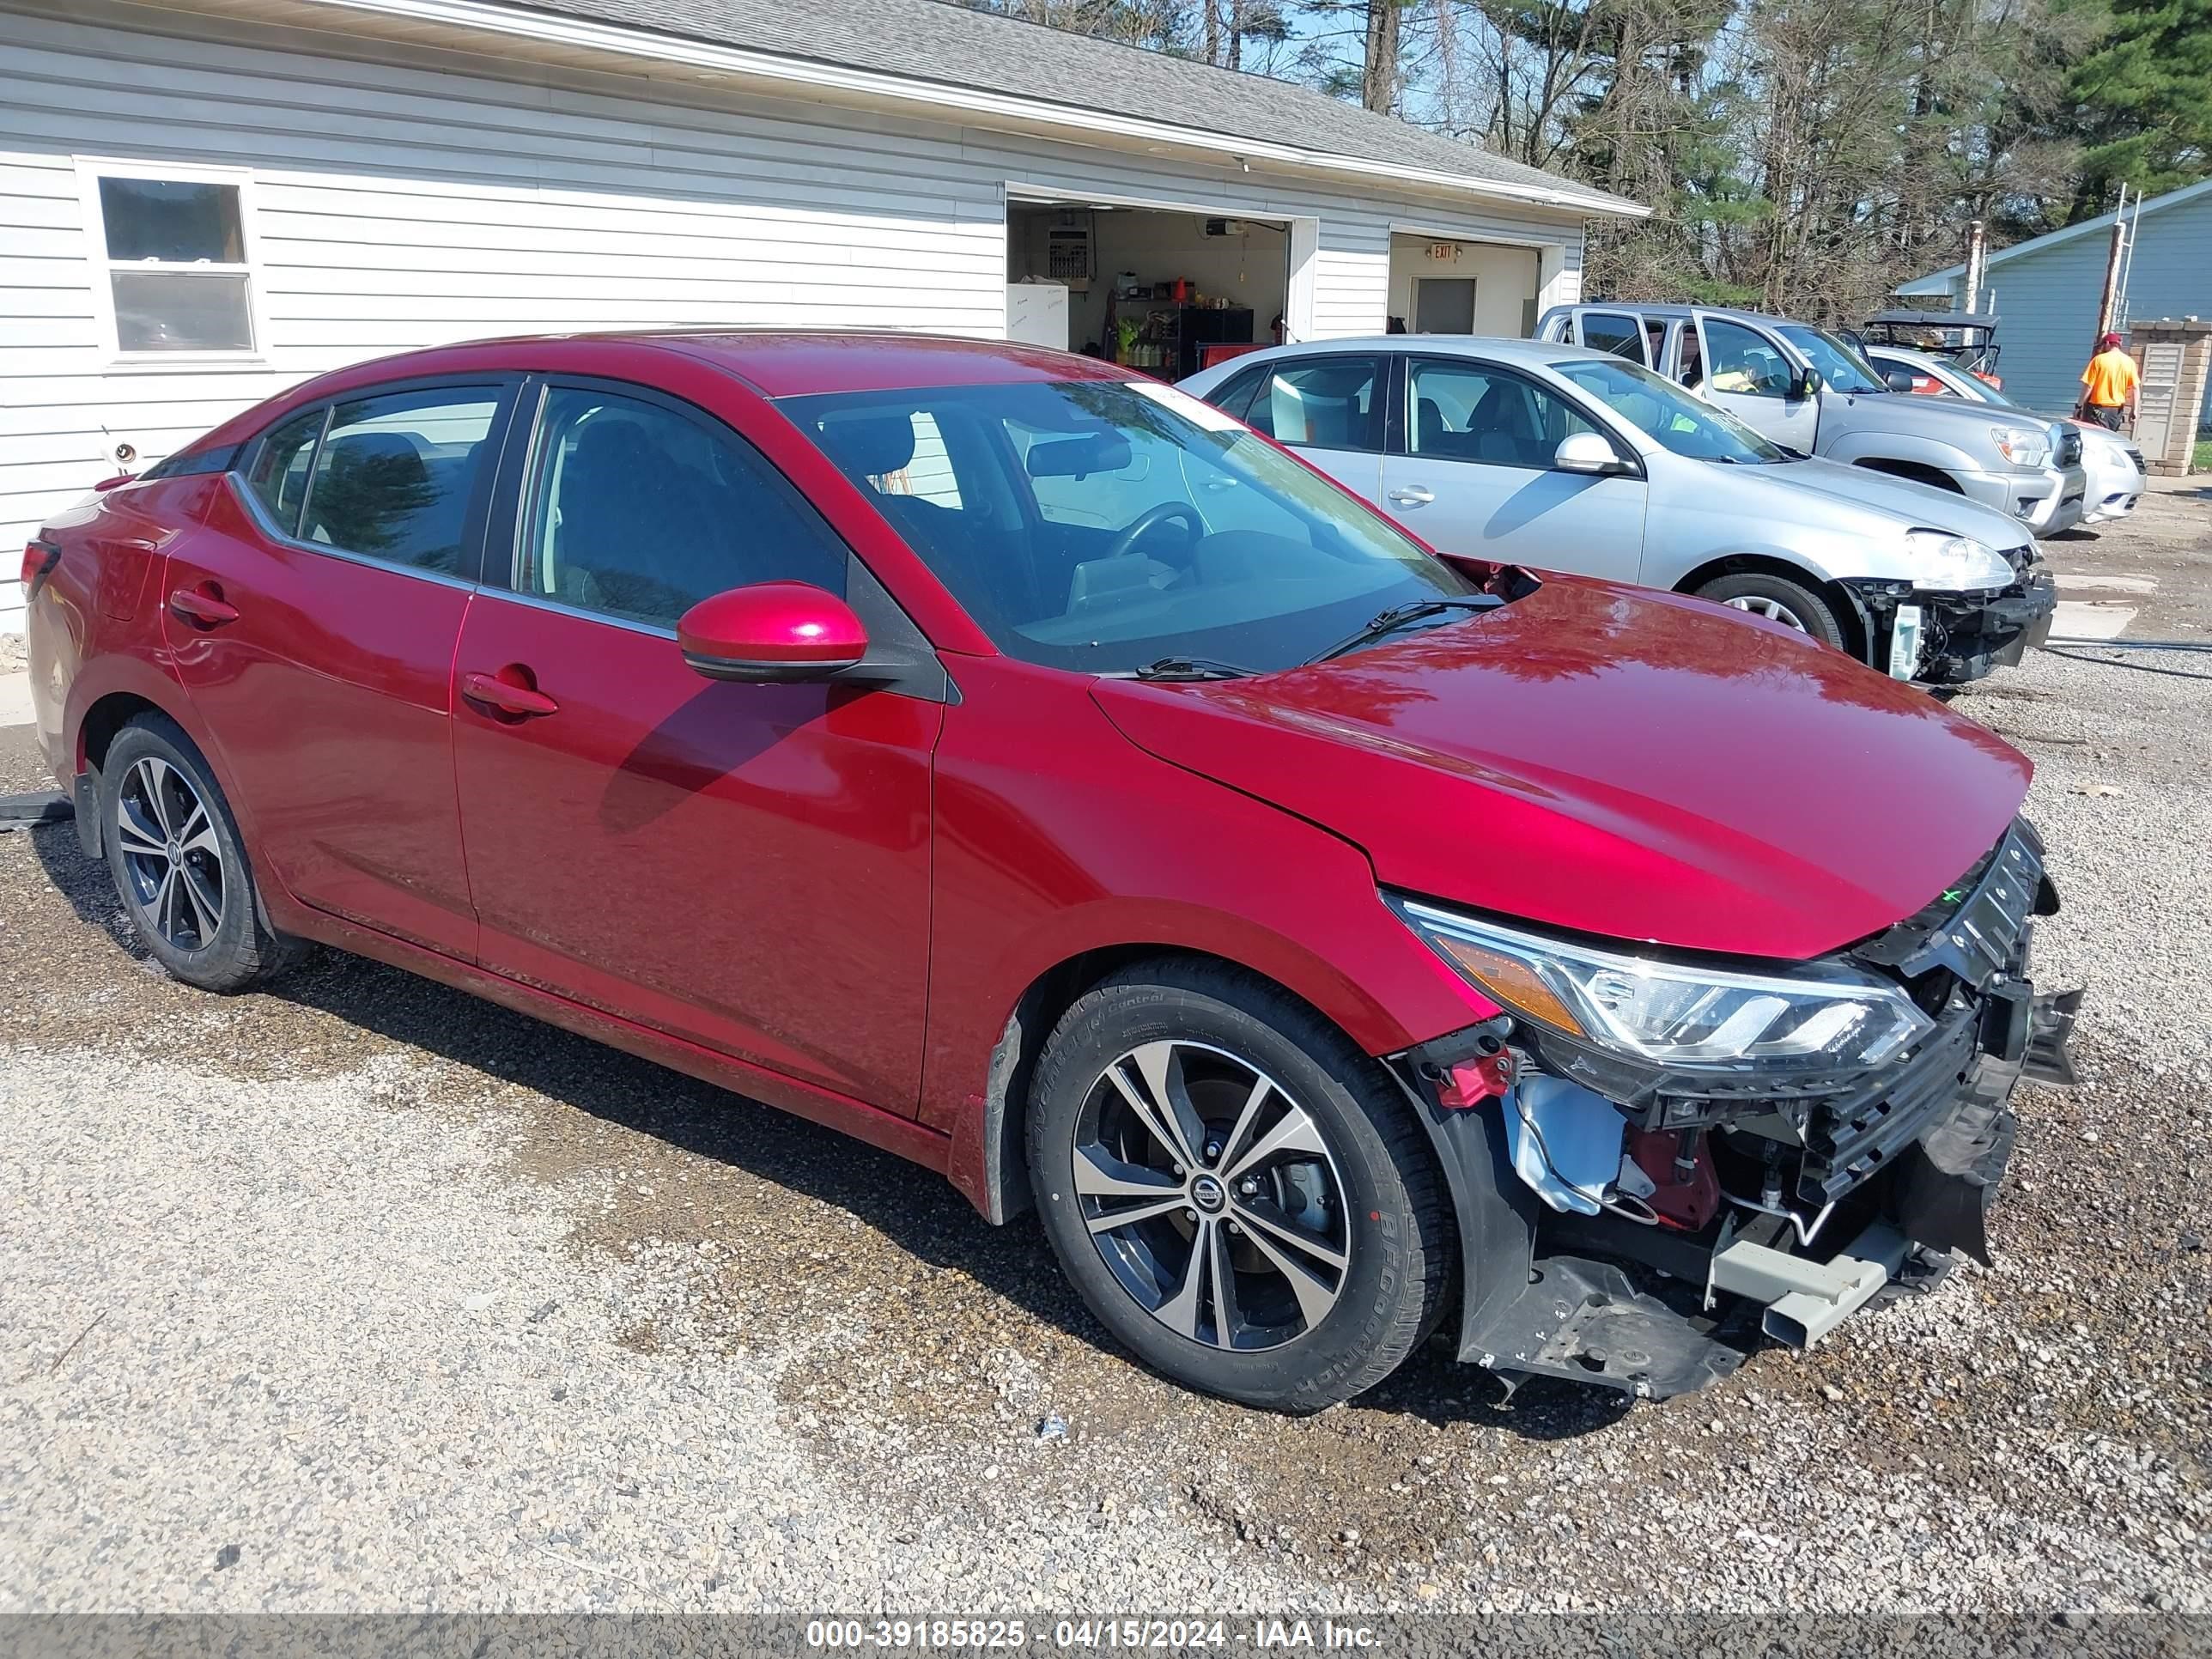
[1180,336,2057,687]
[1865,344,2145,526]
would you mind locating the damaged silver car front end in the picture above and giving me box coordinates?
[1387,818,2080,1401]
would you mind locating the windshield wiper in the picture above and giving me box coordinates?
[1127,656,1260,682]
[1305,597,1504,665]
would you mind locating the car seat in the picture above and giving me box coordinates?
[1469,382,1540,465]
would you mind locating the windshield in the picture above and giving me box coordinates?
[1551,356,1787,464]
[782,379,1481,675]
[1776,325,1888,395]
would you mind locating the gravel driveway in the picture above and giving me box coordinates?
[2,509,2208,1626]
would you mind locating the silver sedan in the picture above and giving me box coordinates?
[1180,337,2058,687]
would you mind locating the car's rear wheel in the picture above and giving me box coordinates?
[1695,571,1849,651]
[1027,959,1454,1412]
[102,715,287,992]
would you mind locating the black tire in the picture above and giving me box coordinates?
[1693,571,1850,651]
[1026,958,1455,1413]
[100,714,288,992]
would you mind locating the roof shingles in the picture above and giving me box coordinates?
[504,0,1643,212]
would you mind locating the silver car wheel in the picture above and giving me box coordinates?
[114,756,227,952]
[1723,594,1810,631]
[1073,1039,1349,1351]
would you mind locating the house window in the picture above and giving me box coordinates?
[83,163,258,355]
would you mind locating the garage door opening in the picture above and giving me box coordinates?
[1006,200,1289,379]
[1388,234,1541,337]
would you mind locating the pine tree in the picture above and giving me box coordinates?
[2063,0,2212,216]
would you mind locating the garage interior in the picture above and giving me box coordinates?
[1386,233,1542,337]
[1006,201,1289,377]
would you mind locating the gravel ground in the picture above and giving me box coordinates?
[1,530,2209,1624]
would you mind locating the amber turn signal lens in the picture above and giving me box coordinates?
[1434,936,1587,1037]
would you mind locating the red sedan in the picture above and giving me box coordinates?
[22,332,2073,1408]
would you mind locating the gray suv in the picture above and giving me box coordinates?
[1179,337,2057,688]
[1537,304,2087,538]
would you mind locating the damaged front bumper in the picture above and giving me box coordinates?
[1393,821,2081,1401]
[1846,563,2057,688]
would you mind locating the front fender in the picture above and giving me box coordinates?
[1820,430,1982,478]
[923,659,1498,1220]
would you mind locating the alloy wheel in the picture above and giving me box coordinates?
[1073,1039,1349,1351]
[114,756,227,952]
[1723,594,1809,631]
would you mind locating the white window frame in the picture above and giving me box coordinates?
[75,156,268,367]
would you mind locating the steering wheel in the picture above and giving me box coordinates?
[1103,501,1206,564]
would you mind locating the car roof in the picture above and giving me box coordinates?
[652,331,1133,397]
[1571,302,1823,330]
[307,330,1137,401]
[180,329,1141,457]
[1238,335,1614,369]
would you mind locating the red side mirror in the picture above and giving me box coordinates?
[677,582,869,684]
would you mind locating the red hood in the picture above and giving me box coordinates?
[1091,579,2031,961]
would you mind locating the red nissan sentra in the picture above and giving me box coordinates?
[22,333,2078,1408]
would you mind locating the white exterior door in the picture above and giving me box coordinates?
[1380,355,1646,581]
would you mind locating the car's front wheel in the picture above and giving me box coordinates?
[1027,960,1455,1412]
[1694,570,1849,652]
[101,714,288,992]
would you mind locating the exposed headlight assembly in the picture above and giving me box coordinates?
[1903,528,2013,592]
[1990,424,2051,470]
[1391,896,1932,1080]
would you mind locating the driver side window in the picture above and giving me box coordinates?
[1407,358,1597,470]
[1702,320,1791,398]
[520,386,846,629]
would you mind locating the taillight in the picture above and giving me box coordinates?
[21,540,60,592]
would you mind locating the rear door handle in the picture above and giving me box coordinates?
[1387,485,1435,507]
[167,584,239,627]
[460,670,560,720]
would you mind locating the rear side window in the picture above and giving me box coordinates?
[243,406,327,536]
[519,386,848,629]
[1243,356,1384,452]
[1576,312,1649,363]
[1204,365,1268,422]
[299,386,501,575]
[143,441,240,482]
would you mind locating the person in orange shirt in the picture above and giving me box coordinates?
[2078,332,2139,430]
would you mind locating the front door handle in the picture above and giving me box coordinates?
[1387,485,1436,507]
[168,584,240,627]
[460,669,560,720]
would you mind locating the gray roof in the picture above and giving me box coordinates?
[1900,176,2212,293]
[504,0,1644,214]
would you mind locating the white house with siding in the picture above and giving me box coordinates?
[1899,179,2212,424]
[0,0,1644,629]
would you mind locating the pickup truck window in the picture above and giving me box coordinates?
[1700,319,1793,397]
[1577,312,1648,363]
